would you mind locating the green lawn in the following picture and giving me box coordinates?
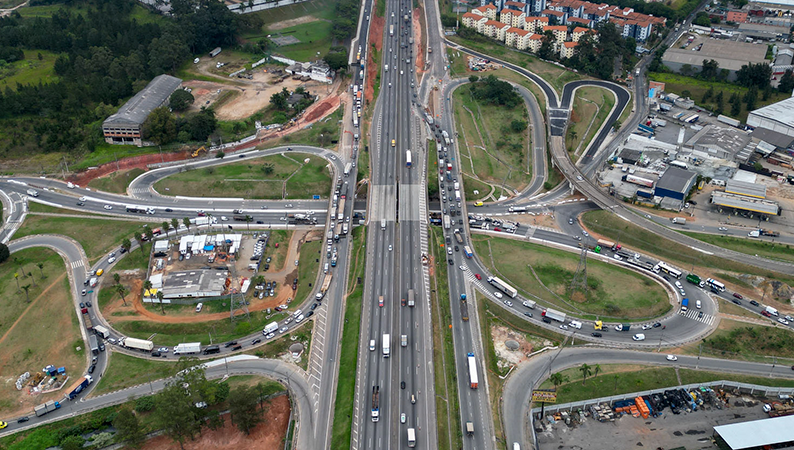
[263,107,343,150]
[428,139,440,201]
[91,352,178,396]
[268,20,334,62]
[153,153,333,199]
[244,0,337,27]
[462,173,492,202]
[0,50,59,90]
[71,142,162,171]
[294,238,322,304]
[581,210,794,286]
[700,322,794,362]
[14,216,148,263]
[27,202,103,217]
[566,87,615,159]
[453,84,532,196]
[472,235,671,320]
[649,72,790,123]
[111,242,152,272]
[87,168,145,194]
[682,231,794,264]
[539,364,794,404]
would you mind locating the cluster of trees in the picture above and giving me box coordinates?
[0,0,236,154]
[269,86,315,118]
[595,0,700,21]
[564,23,635,80]
[331,0,361,41]
[142,106,217,145]
[324,46,349,72]
[467,75,521,108]
[693,11,719,27]
[111,361,280,449]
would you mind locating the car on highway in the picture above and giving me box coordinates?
[108,256,116,264]
[86,301,92,307]
[448,259,453,265]
[252,338,261,345]
[582,230,588,237]
[103,205,113,210]
[401,413,406,423]
[447,247,452,255]
[493,291,503,299]
[698,311,704,318]
[576,175,583,181]
[165,208,173,212]
[265,333,275,339]
[79,196,87,202]
[652,322,662,328]
[779,318,790,325]
[504,300,513,307]
[76,201,85,206]
[641,324,650,330]
[17,417,29,424]
[388,245,392,251]
[221,216,228,221]
[666,355,678,361]
[379,297,384,307]
[79,302,85,309]
[0,421,7,429]
[459,265,466,271]
[454,245,459,252]
[632,333,645,341]
[524,312,533,318]
[280,326,289,333]
[475,273,482,280]
[718,227,727,231]
[559,324,568,330]
[158,347,169,353]
[591,332,602,338]
[401,381,405,389]
[81,289,86,296]
[762,310,771,317]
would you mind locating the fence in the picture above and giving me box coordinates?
[531,380,794,415]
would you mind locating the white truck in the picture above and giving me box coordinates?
[173,342,202,355]
[671,217,686,225]
[382,334,390,357]
[264,321,279,334]
[93,325,110,339]
[766,306,779,317]
[522,300,536,309]
[122,337,154,351]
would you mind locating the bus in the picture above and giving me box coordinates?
[406,150,412,168]
[706,278,726,292]
[487,276,518,298]
[463,246,473,258]
[653,261,682,279]
[467,352,479,388]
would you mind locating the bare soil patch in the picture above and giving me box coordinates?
[365,13,385,104]
[269,15,322,30]
[140,394,291,450]
[491,325,553,369]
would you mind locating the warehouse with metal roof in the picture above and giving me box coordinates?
[747,96,794,138]
[710,191,779,216]
[725,180,766,199]
[654,166,698,203]
[713,415,794,449]
[102,74,183,147]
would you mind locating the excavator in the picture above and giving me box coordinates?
[191,146,207,158]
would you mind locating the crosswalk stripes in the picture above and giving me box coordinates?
[70,260,83,269]
[680,308,715,325]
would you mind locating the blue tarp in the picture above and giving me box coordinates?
[204,245,215,251]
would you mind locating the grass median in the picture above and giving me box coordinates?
[566,86,614,159]
[429,227,462,450]
[682,231,794,264]
[581,210,794,286]
[87,168,145,194]
[330,226,367,449]
[472,234,671,320]
[91,352,178,396]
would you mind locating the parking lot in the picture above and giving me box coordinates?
[537,391,770,450]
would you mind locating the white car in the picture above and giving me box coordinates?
[559,324,568,330]
[718,227,727,231]
[778,318,790,325]
[493,291,503,299]
[158,347,169,353]
[632,333,646,341]
[666,355,678,361]
[221,216,228,221]
[388,245,393,251]
[107,257,116,264]
[79,196,87,202]
[295,314,305,323]
[459,265,467,271]
[504,300,513,307]
[401,413,406,423]
[641,324,650,330]
[103,205,113,210]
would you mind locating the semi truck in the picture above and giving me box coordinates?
[623,174,654,188]
[407,289,415,307]
[686,274,706,288]
[390,24,394,36]
[371,386,380,422]
[89,335,99,355]
[173,342,201,355]
[34,400,61,417]
[121,337,154,352]
[82,311,93,330]
[316,273,333,300]
[407,428,416,447]
[233,215,252,222]
[67,375,93,400]
[382,334,390,357]
[717,114,740,128]
[542,308,566,323]
[596,239,621,251]
[454,229,464,244]
[93,325,110,339]
[467,353,479,388]
[460,294,469,321]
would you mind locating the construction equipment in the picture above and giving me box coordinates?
[191,146,207,158]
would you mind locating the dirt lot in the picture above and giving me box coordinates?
[268,15,321,30]
[140,393,291,450]
[491,324,553,370]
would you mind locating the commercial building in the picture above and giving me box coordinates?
[285,60,334,84]
[662,39,767,81]
[687,125,752,161]
[714,415,794,449]
[160,270,228,300]
[711,191,780,216]
[654,166,698,202]
[725,179,767,199]
[748,96,794,138]
[102,74,182,147]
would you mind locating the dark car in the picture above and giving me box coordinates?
[257,220,264,224]
[224,341,238,348]
[454,245,459,252]
[165,208,173,212]
[750,300,759,306]
[86,301,92,307]
[542,317,552,324]
[732,299,742,306]
[76,201,85,206]
[524,312,533,318]
[591,332,602,338]
[652,322,662,328]
[88,364,96,374]
[734,293,744,299]
[401,381,406,389]
[448,259,454,265]
[311,303,318,310]
[401,298,407,306]
[17,417,29,424]
[151,351,161,357]
[698,311,704,318]
[119,247,127,254]
[251,338,261,345]
[232,345,243,351]
[306,311,314,318]
[264,263,270,271]
[79,302,85,309]
[98,343,105,352]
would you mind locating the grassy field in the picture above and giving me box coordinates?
[71,142,162,171]
[453,83,532,197]
[269,20,334,62]
[429,227,462,450]
[462,173,492,202]
[428,139,440,201]
[699,319,794,361]
[87,168,145,194]
[153,153,333,199]
[581,210,794,287]
[683,231,794,264]
[472,235,671,320]
[264,230,291,273]
[91,352,178,396]
[566,87,615,158]
[649,72,790,123]
[448,34,585,94]
[329,229,366,449]
[0,248,83,417]
[0,50,59,90]
[14,216,148,263]
[294,238,322,305]
[538,364,794,404]
[260,107,343,150]
[27,202,104,217]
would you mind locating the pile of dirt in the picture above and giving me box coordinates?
[140,394,291,450]
[365,12,385,104]
[412,8,425,74]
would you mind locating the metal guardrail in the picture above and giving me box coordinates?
[531,380,794,414]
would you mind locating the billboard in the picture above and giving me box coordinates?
[531,389,557,403]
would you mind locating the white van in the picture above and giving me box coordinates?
[369,339,376,351]
[324,263,329,273]
[195,303,203,313]
[632,333,646,341]
[568,320,582,329]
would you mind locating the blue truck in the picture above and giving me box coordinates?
[67,375,94,400]
[681,298,689,312]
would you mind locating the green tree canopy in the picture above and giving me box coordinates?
[170,89,195,112]
[142,107,177,145]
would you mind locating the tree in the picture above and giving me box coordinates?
[163,221,171,236]
[229,385,262,434]
[736,62,772,88]
[153,383,200,450]
[189,107,217,142]
[693,12,711,27]
[510,120,527,133]
[143,280,153,297]
[701,86,714,103]
[116,283,129,306]
[468,75,479,83]
[549,372,569,388]
[700,59,719,80]
[324,49,348,72]
[715,90,725,115]
[142,107,177,145]
[216,150,225,159]
[36,262,45,279]
[122,238,132,254]
[113,273,121,285]
[170,89,195,112]
[245,215,252,231]
[592,364,602,379]
[134,233,144,254]
[538,30,556,60]
[183,217,191,232]
[156,290,166,314]
[0,243,10,264]
[171,218,180,234]
[579,363,593,385]
[114,407,145,449]
[60,435,85,450]
[270,87,290,110]
[778,69,794,93]
[21,284,31,303]
[145,227,155,242]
